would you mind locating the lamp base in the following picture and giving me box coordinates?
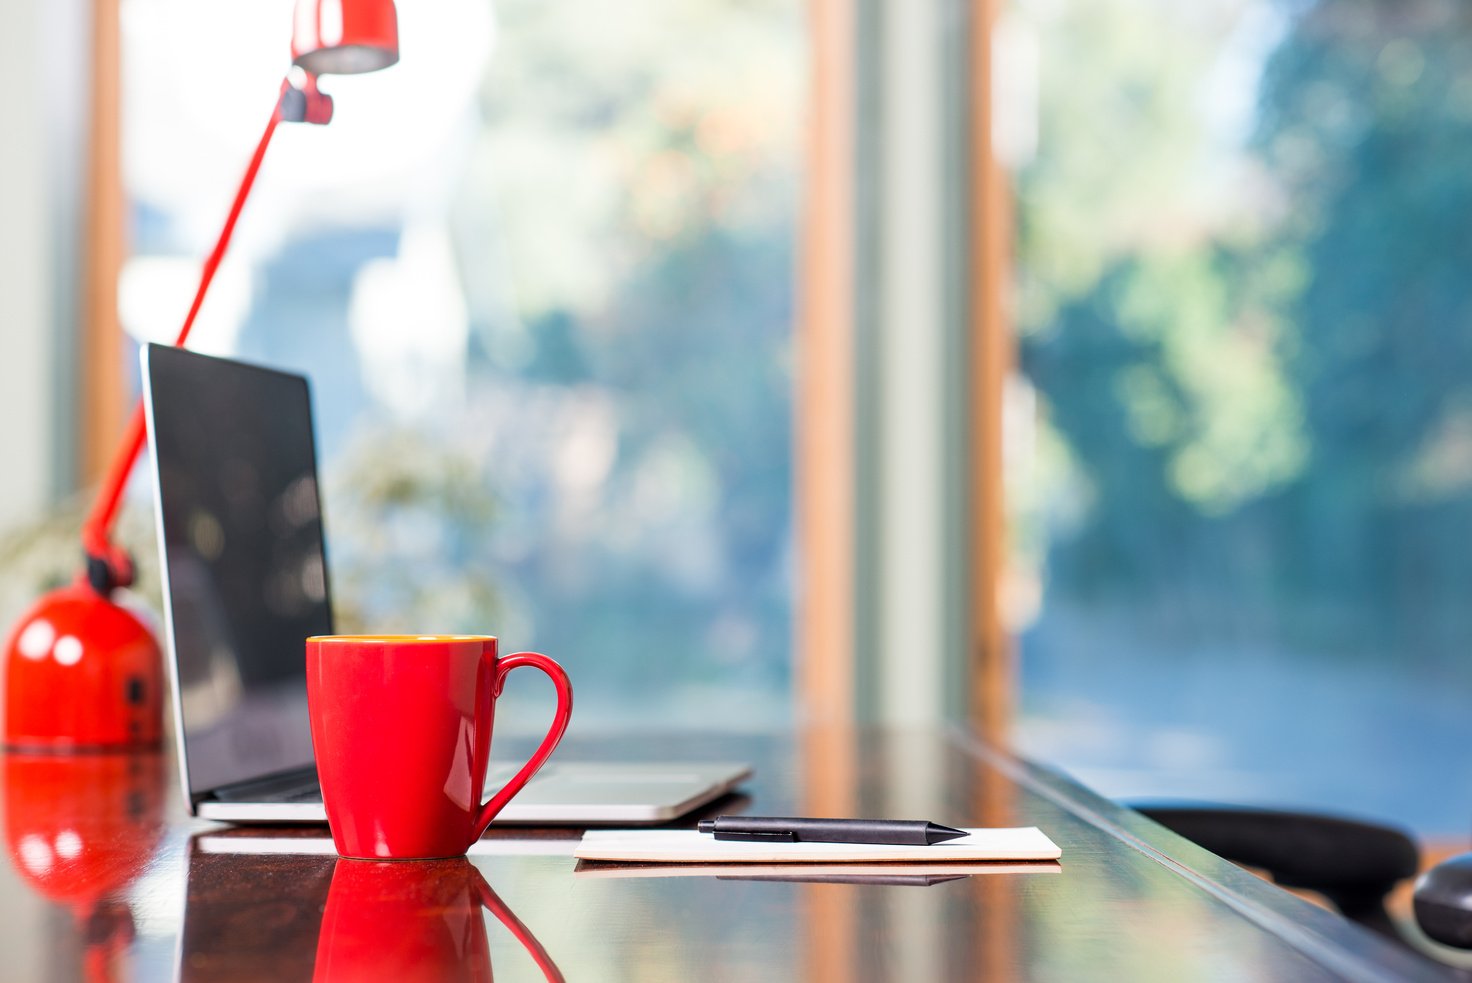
[3,579,163,750]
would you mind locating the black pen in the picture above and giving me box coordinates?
[696,816,968,846]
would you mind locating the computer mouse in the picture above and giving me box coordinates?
[1414,852,1472,949]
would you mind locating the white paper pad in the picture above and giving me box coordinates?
[574,826,1061,864]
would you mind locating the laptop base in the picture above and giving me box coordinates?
[198,762,752,826]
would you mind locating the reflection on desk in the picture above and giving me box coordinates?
[0,729,1454,981]
[3,752,166,983]
[181,846,563,982]
[573,860,1062,882]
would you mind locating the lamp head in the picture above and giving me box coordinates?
[292,0,400,77]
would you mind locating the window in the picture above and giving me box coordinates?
[1012,0,1472,837]
[121,0,801,730]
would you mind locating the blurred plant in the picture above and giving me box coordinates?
[0,498,162,641]
[325,424,501,634]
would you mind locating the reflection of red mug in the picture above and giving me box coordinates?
[313,858,565,983]
[306,635,572,860]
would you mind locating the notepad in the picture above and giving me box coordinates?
[574,826,1061,864]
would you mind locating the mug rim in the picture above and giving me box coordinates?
[306,634,496,643]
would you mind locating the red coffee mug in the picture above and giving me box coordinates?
[305,635,572,860]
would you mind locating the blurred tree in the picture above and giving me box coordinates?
[438,0,799,715]
[1016,0,1305,611]
[1020,0,1472,667]
[1256,0,1472,657]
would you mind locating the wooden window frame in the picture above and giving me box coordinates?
[81,0,126,488]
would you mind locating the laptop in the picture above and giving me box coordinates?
[141,344,749,824]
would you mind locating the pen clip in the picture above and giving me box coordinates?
[712,830,798,843]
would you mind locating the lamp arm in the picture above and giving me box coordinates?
[80,82,292,591]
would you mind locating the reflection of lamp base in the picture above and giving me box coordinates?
[3,579,163,750]
[5,750,164,983]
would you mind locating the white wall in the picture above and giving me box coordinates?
[0,0,84,534]
[0,0,84,968]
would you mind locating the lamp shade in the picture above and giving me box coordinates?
[3,580,162,749]
[292,0,399,76]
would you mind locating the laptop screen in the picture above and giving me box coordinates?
[143,345,331,799]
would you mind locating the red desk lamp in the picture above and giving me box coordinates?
[2,0,399,750]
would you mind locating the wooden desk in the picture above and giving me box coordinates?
[0,729,1451,981]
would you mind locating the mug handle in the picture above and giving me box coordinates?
[474,651,573,838]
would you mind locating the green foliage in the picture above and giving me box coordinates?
[1018,0,1307,521]
[456,0,800,331]
[327,426,502,634]
[433,0,799,711]
[1020,0,1472,663]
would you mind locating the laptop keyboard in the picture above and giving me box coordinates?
[278,782,323,803]
[211,769,321,804]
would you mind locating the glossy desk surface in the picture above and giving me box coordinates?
[0,728,1452,982]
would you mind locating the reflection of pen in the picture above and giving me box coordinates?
[696,817,968,845]
[717,872,970,887]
